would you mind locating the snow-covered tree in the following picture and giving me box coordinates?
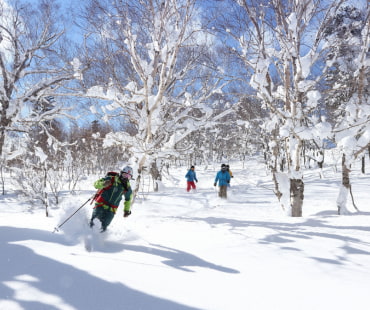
[324,4,370,214]
[218,0,342,216]
[0,0,82,161]
[81,0,231,197]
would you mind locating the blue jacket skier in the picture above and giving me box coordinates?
[214,164,231,198]
[185,165,198,192]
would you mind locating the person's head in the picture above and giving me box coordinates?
[191,165,195,170]
[120,165,133,180]
[221,164,227,171]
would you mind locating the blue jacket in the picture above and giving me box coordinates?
[185,169,198,182]
[214,170,230,186]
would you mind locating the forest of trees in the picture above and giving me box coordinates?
[0,0,369,217]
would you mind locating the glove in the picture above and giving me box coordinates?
[214,183,216,186]
[196,180,198,183]
[124,210,131,217]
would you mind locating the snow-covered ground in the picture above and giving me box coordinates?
[1,157,370,310]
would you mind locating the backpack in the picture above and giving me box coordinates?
[92,172,119,204]
[101,171,119,189]
[92,171,129,207]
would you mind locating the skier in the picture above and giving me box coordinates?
[226,165,233,178]
[89,166,133,232]
[185,165,198,192]
[226,164,233,187]
[214,164,231,198]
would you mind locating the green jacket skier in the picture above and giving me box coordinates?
[89,166,133,232]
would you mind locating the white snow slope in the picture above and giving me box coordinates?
[1,157,370,310]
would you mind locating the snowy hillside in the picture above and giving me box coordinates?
[1,157,370,310]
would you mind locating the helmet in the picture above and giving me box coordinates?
[121,166,133,179]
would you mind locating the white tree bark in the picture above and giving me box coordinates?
[0,1,79,158]
[82,0,232,198]
[223,0,343,216]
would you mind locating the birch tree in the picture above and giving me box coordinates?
[218,0,342,216]
[324,4,370,214]
[0,0,81,160]
[82,0,230,198]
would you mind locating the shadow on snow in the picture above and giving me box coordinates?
[171,215,370,266]
[0,226,201,310]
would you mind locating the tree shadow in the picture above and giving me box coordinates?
[179,215,370,266]
[0,226,201,310]
[119,243,240,274]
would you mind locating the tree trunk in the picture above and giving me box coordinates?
[342,155,350,191]
[272,171,283,202]
[43,166,49,217]
[150,161,162,192]
[0,129,6,160]
[317,151,324,169]
[279,158,285,172]
[337,154,350,215]
[132,155,147,206]
[0,162,4,195]
[290,178,304,217]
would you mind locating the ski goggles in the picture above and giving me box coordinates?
[121,172,132,180]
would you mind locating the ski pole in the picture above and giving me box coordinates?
[53,196,93,233]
